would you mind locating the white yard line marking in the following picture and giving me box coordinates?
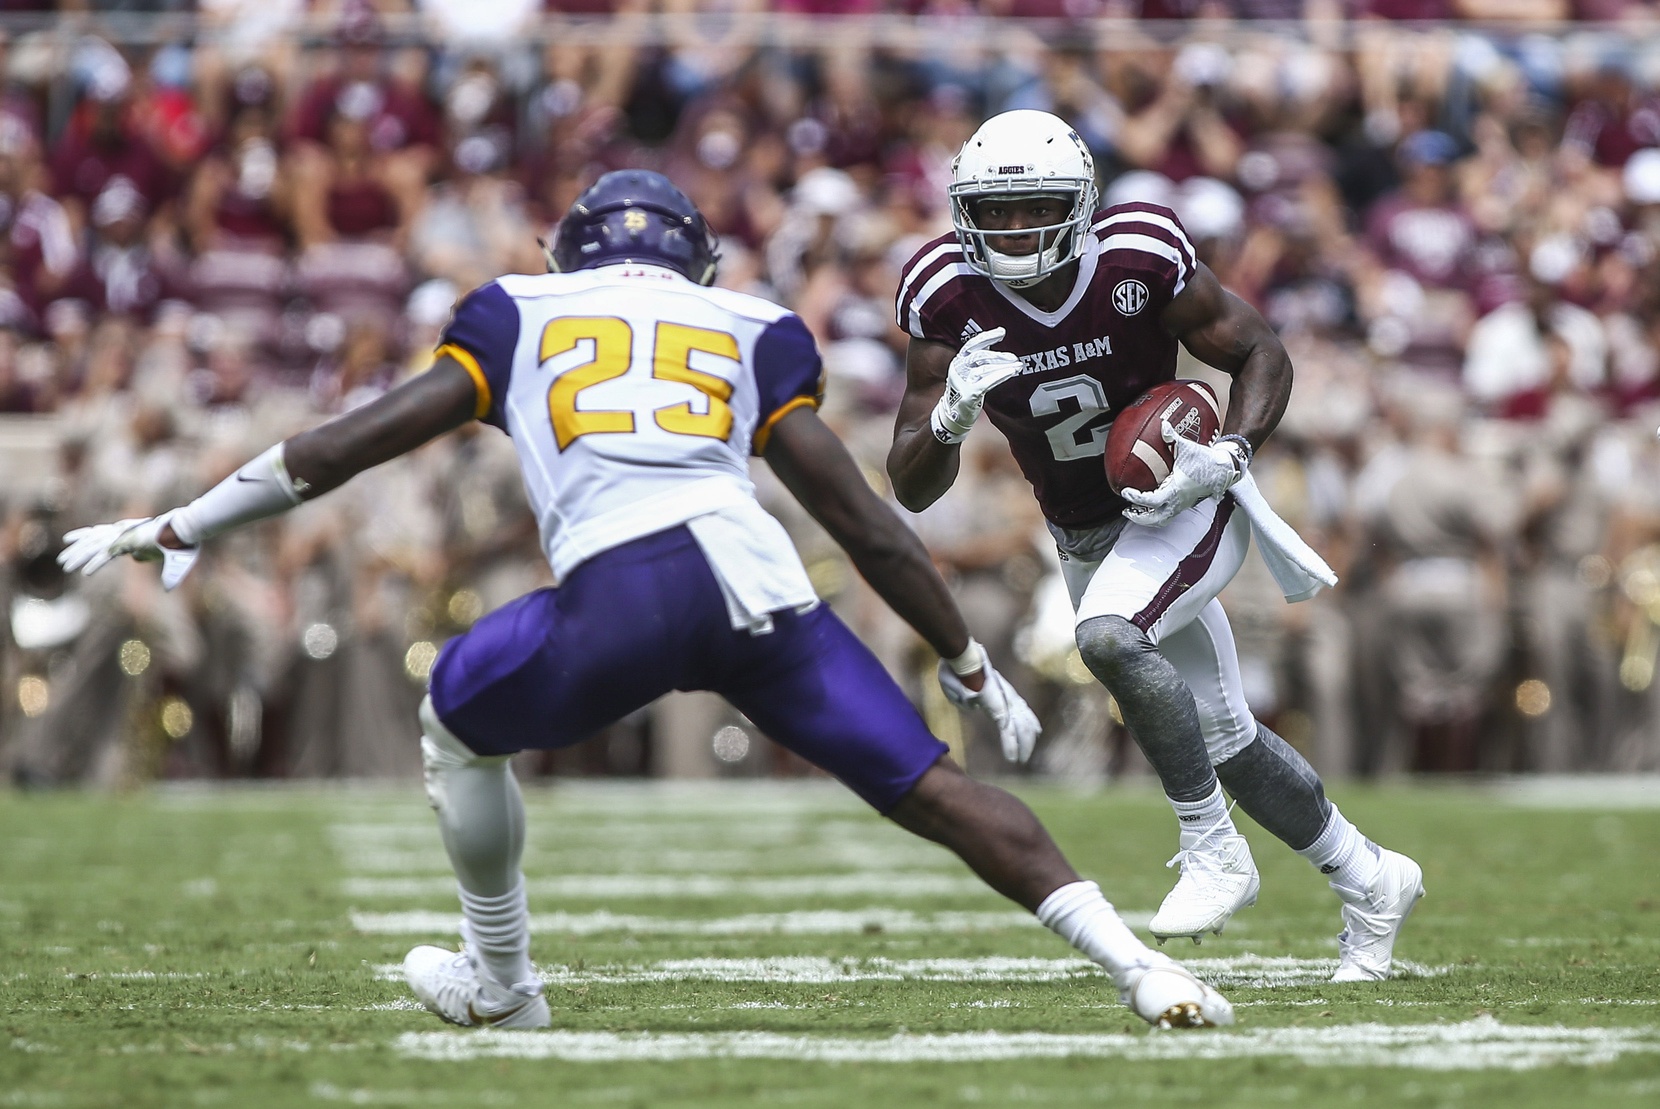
[342,872,991,900]
[392,1016,1660,1070]
[369,954,1450,987]
[351,909,1052,936]
[1492,775,1660,810]
[331,849,952,875]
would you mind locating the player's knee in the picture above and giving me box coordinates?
[419,696,507,811]
[1203,717,1259,766]
[1075,616,1154,689]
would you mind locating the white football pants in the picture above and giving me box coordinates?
[1060,496,1257,765]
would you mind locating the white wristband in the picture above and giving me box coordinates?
[169,444,309,546]
[930,404,969,445]
[946,638,984,676]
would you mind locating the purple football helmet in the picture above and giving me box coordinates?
[546,170,719,285]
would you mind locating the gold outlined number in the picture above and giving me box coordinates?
[544,317,634,449]
[542,317,738,450]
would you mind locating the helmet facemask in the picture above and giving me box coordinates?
[949,180,1096,288]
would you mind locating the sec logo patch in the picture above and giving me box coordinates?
[1113,279,1149,316]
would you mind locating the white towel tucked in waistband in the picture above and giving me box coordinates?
[685,501,820,634]
[1231,471,1339,603]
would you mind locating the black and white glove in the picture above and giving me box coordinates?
[1120,423,1250,528]
[58,512,199,591]
[938,639,1042,763]
[929,328,1024,444]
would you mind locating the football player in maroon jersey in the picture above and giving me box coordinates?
[889,110,1423,982]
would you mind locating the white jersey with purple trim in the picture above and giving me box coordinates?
[438,264,824,583]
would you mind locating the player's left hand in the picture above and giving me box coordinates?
[58,513,200,591]
[1120,420,1248,528]
[938,647,1042,763]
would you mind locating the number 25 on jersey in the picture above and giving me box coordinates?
[542,317,739,450]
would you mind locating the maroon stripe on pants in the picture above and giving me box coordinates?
[1130,496,1237,634]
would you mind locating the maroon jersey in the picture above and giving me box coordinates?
[897,202,1197,529]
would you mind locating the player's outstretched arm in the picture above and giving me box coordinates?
[281,355,480,496]
[1161,261,1292,453]
[769,404,972,659]
[767,405,1040,761]
[59,357,481,587]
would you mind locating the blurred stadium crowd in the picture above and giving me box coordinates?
[4,1,1660,788]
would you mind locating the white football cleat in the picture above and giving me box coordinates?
[1119,954,1235,1029]
[1149,834,1260,943]
[403,944,550,1029]
[1330,848,1425,983]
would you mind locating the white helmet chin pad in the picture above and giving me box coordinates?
[950,110,1099,287]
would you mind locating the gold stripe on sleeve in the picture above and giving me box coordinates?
[435,343,493,420]
[752,394,819,454]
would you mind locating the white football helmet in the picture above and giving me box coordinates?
[950,110,1099,288]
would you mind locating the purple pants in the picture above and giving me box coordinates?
[428,526,948,813]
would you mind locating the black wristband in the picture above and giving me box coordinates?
[1214,434,1254,469]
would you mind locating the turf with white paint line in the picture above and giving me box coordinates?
[350,908,1059,936]
[342,872,990,899]
[392,1015,1659,1070]
[371,954,1453,988]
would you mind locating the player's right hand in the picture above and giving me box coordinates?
[938,647,1042,763]
[59,513,200,591]
[929,327,1024,444]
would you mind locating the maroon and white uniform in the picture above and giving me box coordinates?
[897,201,1256,762]
[899,202,1196,530]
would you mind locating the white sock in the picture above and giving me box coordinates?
[1296,804,1380,902]
[1170,784,1236,853]
[1036,880,1155,987]
[419,696,534,987]
[460,878,535,988]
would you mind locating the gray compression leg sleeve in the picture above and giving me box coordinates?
[419,696,524,897]
[1214,723,1332,851]
[1076,616,1218,802]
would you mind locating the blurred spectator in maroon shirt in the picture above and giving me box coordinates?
[1366,130,1476,290]
[1,118,77,334]
[1360,130,1479,374]
[53,176,186,324]
[288,7,439,158]
[50,48,175,228]
[1108,44,1244,184]
[1563,61,1660,170]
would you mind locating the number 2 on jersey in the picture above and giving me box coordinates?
[542,317,738,450]
[1031,374,1111,461]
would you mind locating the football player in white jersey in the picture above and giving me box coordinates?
[62,171,1232,1030]
[888,111,1423,980]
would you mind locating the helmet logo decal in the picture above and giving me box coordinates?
[995,164,1030,175]
[1113,279,1149,315]
[623,209,649,232]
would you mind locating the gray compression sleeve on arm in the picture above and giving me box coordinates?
[168,444,308,546]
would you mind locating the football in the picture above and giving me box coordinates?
[1104,379,1224,495]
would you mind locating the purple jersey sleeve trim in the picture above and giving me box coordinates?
[437,281,519,430]
[751,313,823,453]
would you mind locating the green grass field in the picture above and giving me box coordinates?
[2,778,1658,1108]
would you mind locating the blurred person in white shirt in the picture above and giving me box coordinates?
[1463,235,1607,418]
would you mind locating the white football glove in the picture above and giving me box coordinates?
[58,512,200,591]
[930,327,1024,444]
[938,644,1042,763]
[1120,421,1249,528]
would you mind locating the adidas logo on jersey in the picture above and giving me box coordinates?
[961,319,983,341]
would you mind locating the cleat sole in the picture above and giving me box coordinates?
[1155,1001,1212,1030]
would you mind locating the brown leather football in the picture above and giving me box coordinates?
[1104,379,1224,495]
